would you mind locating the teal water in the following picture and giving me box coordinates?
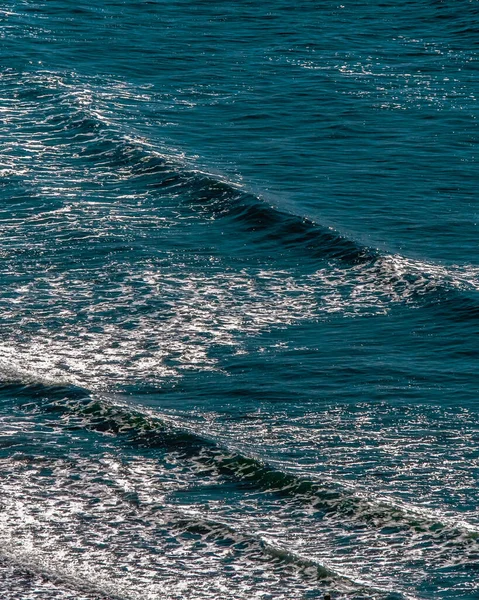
[0,1,478,598]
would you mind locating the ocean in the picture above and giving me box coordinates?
[0,1,478,598]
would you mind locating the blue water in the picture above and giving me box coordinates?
[0,1,478,598]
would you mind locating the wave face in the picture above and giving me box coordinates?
[0,1,478,599]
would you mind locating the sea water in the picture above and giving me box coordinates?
[0,1,478,598]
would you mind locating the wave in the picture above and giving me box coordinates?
[44,126,479,322]
[0,379,426,599]
[5,380,477,552]
[3,68,479,296]
[0,483,407,600]
[0,380,473,599]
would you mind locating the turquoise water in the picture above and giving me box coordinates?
[0,1,478,598]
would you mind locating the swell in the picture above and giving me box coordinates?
[72,131,479,314]
[73,133,376,265]
[4,69,479,310]
[6,380,478,556]
[0,377,420,598]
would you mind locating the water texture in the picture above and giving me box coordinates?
[0,1,478,598]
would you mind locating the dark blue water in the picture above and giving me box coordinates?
[0,1,478,598]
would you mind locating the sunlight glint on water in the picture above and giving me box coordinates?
[0,1,478,599]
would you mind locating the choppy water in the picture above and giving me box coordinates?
[0,1,478,598]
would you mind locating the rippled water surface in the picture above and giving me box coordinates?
[0,1,478,599]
